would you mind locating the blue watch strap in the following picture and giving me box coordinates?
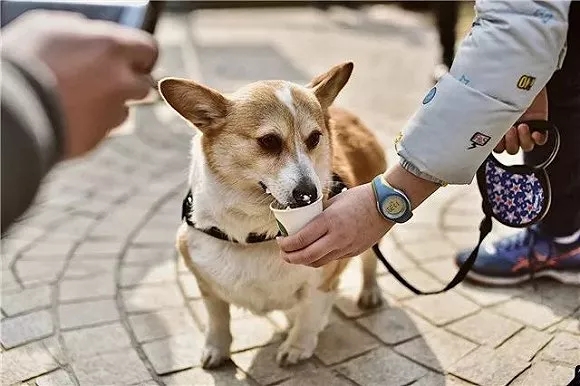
[372,175,413,223]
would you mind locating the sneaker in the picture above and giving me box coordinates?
[455,226,580,286]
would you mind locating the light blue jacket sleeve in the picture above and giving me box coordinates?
[397,0,570,185]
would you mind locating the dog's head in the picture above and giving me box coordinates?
[158,62,353,208]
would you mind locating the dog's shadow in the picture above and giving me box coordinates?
[171,273,449,385]
[127,245,447,385]
[222,294,447,385]
[180,267,579,385]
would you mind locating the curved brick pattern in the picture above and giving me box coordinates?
[2,5,578,386]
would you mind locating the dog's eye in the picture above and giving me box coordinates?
[305,131,322,150]
[257,134,283,153]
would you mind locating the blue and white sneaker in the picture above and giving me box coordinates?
[455,226,580,286]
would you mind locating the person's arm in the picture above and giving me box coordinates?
[278,0,572,266]
[1,10,158,236]
[397,0,570,186]
[1,55,65,234]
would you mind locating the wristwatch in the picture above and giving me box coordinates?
[371,175,413,223]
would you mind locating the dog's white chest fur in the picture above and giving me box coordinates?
[185,229,316,314]
[183,135,319,315]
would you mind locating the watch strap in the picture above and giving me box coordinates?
[372,175,413,223]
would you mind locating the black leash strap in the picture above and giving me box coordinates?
[372,214,492,295]
[567,366,580,386]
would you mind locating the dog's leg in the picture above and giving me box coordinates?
[357,248,384,309]
[283,308,299,331]
[199,286,233,369]
[175,224,232,368]
[276,287,335,366]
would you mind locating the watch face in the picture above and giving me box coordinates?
[381,195,407,219]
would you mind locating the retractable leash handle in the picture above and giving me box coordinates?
[517,120,561,169]
[373,120,560,296]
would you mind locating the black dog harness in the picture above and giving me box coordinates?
[181,174,348,244]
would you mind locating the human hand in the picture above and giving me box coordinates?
[1,10,158,159]
[277,183,392,267]
[494,87,549,154]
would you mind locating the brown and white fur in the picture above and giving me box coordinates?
[159,62,387,368]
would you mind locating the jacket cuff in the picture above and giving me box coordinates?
[398,157,448,186]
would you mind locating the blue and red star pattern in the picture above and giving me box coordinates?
[484,161,544,226]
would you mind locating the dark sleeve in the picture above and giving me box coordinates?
[1,55,66,235]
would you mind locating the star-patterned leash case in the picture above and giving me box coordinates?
[477,119,560,228]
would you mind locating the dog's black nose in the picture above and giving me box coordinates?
[292,180,318,207]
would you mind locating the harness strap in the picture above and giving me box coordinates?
[181,173,348,244]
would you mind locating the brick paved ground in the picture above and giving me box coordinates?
[2,5,578,386]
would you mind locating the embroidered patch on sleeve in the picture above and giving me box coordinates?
[468,132,491,149]
[534,7,553,24]
[422,87,436,104]
[517,75,536,91]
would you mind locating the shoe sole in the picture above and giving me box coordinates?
[463,269,580,286]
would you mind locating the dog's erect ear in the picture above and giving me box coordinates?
[307,62,353,109]
[158,78,230,132]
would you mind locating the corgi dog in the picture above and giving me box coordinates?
[158,62,387,368]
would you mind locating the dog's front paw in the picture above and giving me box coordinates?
[357,285,384,310]
[201,344,230,369]
[276,337,316,367]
